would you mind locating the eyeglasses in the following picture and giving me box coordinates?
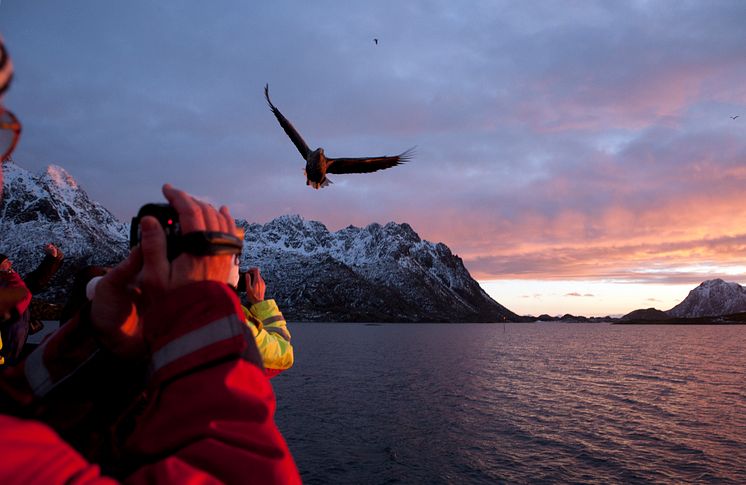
[0,109,21,162]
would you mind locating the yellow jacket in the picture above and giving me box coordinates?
[242,299,293,377]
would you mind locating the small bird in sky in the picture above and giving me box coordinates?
[731,115,740,120]
[373,38,378,45]
[264,84,413,189]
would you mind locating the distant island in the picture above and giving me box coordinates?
[614,312,746,325]
[615,279,746,324]
[519,279,746,324]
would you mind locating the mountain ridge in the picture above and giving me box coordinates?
[0,160,129,276]
[1,161,518,322]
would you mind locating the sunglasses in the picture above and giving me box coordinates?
[0,109,21,162]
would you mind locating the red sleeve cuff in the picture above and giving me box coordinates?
[143,281,264,383]
[22,308,100,398]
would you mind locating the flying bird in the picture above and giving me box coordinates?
[264,84,413,189]
[731,115,740,120]
[373,38,378,45]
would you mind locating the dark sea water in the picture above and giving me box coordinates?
[271,323,746,484]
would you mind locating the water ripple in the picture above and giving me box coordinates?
[273,323,746,484]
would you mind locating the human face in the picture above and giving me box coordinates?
[0,259,11,272]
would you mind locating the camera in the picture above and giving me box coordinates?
[130,203,182,261]
[130,203,243,261]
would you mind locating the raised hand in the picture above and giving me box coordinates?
[245,268,266,305]
[90,184,242,358]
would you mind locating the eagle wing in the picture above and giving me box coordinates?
[326,148,414,174]
[264,84,311,159]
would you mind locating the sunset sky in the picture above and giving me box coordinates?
[2,1,746,316]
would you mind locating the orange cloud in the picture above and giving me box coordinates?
[425,185,746,285]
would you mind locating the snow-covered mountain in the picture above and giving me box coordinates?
[0,160,129,277]
[667,279,746,318]
[1,161,517,322]
[238,215,518,322]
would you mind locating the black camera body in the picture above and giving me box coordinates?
[130,203,182,261]
[130,203,243,261]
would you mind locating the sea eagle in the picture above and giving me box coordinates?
[264,84,413,189]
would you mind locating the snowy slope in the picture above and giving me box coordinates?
[667,279,746,318]
[0,160,129,276]
[238,215,518,322]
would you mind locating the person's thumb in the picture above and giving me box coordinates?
[139,216,169,292]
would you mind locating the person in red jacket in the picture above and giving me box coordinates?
[0,244,66,363]
[0,184,301,484]
[0,36,25,365]
[0,36,299,483]
[0,254,32,365]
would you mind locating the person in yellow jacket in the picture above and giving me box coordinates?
[237,267,294,377]
[81,263,295,377]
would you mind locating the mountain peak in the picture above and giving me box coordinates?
[0,161,128,276]
[668,278,746,318]
[273,213,304,225]
[698,278,729,288]
[42,164,78,190]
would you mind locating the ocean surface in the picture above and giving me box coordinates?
[272,323,746,484]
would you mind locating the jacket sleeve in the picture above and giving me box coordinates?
[0,415,117,484]
[123,282,300,483]
[0,281,301,485]
[0,272,31,318]
[244,299,294,377]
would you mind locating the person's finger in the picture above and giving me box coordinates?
[248,267,260,283]
[98,246,143,289]
[219,205,231,234]
[215,206,229,233]
[220,206,244,240]
[198,199,221,231]
[162,183,206,233]
[139,216,169,289]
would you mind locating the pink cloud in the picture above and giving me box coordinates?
[513,61,725,133]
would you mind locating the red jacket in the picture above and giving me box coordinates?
[0,281,301,484]
[0,270,31,318]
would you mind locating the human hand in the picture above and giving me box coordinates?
[90,184,241,358]
[245,267,266,305]
[90,248,145,358]
[136,184,240,305]
[44,243,63,259]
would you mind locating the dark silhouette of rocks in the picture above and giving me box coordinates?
[621,308,669,321]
